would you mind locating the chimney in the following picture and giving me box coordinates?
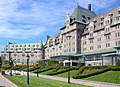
[46,35,50,41]
[88,4,91,11]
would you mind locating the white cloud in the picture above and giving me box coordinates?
[0,27,46,39]
[0,0,119,40]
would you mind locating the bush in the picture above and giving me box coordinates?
[47,66,77,75]
[29,66,41,72]
[1,65,12,70]
[34,66,55,73]
[73,66,120,79]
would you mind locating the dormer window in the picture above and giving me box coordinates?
[109,12,113,17]
[118,10,120,14]
[82,15,86,19]
[82,19,86,23]
[101,16,104,21]
[88,17,91,20]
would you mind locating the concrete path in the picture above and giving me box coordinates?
[30,73,120,87]
[0,73,18,87]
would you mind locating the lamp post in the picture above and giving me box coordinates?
[26,54,30,85]
[36,61,39,77]
[66,35,71,84]
[10,59,13,76]
[0,56,2,72]
[8,42,13,76]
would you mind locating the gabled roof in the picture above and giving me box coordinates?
[71,4,97,24]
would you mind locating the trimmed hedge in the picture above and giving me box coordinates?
[47,66,78,75]
[11,66,22,70]
[73,66,120,79]
[29,66,41,72]
[2,66,11,70]
[33,66,55,73]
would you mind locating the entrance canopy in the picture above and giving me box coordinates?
[102,53,120,57]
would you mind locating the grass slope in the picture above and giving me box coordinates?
[5,75,90,87]
[83,71,120,84]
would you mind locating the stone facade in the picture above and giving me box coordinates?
[1,42,44,64]
[45,4,96,58]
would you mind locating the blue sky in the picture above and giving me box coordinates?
[0,0,120,52]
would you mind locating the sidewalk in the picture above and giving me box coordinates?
[0,73,18,87]
[30,73,120,87]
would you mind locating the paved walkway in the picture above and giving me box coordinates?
[30,73,120,87]
[0,73,18,87]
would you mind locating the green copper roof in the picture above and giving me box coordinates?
[75,49,116,57]
[71,5,97,23]
[3,41,43,52]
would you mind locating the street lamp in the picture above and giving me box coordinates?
[8,42,13,66]
[10,59,13,76]
[66,35,71,84]
[0,56,2,72]
[26,54,30,85]
[36,61,39,77]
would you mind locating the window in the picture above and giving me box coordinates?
[84,41,86,45]
[90,39,93,43]
[27,48,30,50]
[106,35,110,40]
[115,25,120,30]
[105,28,110,32]
[115,32,120,38]
[118,11,120,14]
[90,33,93,37]
[101,17,104,21]
[116,41,120,46]
[82,19,86,23]
[83,48,86,51]
[88,17,90,20]
[97,37,101,42]
[72,48,75,51]
[97,45,101,49]
[100,22,103,27]
[106,43,110,47]
[83,35,86,38]
[82,15,86,19]
[90,46,93,50]
[116,17,119,21]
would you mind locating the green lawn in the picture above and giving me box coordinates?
[83,71,120,84]
[57,70,79,78]
[5,75,90,87]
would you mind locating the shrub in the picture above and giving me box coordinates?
[34,66,55,73]
[47,66,76,75]
[73,66,120,79]
[29,66,41,72]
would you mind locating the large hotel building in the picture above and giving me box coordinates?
[1,4,120,66]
